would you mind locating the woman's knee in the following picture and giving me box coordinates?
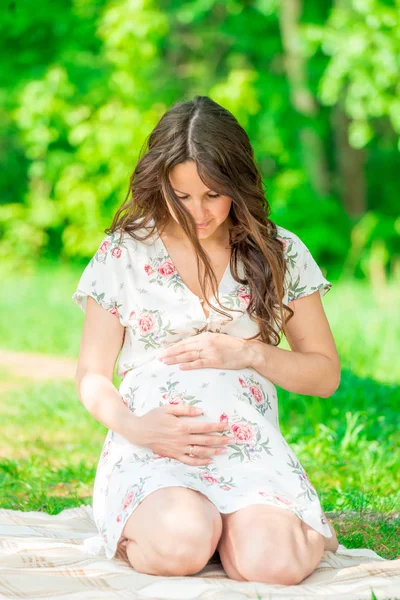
[234,545,307,585]
[151,504,222,572]
[225,527,322,584]
[126,537,210,576]
[218,505,316,584]
[126,514,219,576]
[124,488,222,575]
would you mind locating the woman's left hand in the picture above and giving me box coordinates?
[158,332,254,371]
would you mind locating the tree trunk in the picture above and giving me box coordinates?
[279,0,330,196]
[331,103,367,217]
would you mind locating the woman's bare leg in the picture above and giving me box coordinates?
[322,519,339,553]
[217,504,327,584]
[120,486,223,576]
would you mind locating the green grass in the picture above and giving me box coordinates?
[0,380,105,512]
[0,258,87,357]
[0,260,399,561]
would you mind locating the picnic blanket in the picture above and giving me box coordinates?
[0,504,399,599]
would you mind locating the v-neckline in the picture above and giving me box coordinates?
[154,224,231,321]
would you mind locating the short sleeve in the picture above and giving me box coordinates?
[278,229,332,303]
[72,231,131,326]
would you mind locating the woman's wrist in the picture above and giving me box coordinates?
[76,372,145,445]
[118,411,144,445]
[244,338,268,370]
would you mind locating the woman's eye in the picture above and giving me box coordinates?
[177,194,220,200]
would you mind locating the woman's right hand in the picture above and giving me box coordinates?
[135,404,235,466]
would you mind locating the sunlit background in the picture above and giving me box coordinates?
[0,0,398,559]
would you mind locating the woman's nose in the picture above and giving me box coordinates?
[190,211,208,223]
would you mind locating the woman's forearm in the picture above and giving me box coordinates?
[245,340,340,398]
[75,372,143,444]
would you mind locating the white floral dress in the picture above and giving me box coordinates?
[72,219,333,559]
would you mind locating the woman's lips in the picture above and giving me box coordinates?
[196,221,210,228]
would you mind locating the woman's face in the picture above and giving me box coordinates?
[166,161,232,239]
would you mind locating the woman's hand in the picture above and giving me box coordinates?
[158,331,254,370]
[137,403,235,466]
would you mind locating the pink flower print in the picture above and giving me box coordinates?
[250,385,263,404]
[112,246,122,258]
[237,285,251,307]
[238,292,251,307]
[99,240,109,254]
[128,310,136,322]
[321,515,328,525]
[238,377,247,388]
[157,259,177,277]
[299,470,311,484]
[109,306,120,318]
[222,485,231,491]
[273,494,293,506]
[231,422,253,443]
[161,393,168,401]
[258,491,269,497]
[104,534,108,544]
[276,237,288,251]
[203,475,219,484]
[116,514,122,522]
[220,413,229,423]
[138,313,155,334]
[144,264,154,275]
[169,395,185,405]
[101,438,112,459]
[122,490,135,511]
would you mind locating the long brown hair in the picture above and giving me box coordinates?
[105,95,293,345]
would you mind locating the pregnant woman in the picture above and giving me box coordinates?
[73,95,340,585]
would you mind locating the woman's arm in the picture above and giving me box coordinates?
[245,291,341,398]
[75,296,143,444]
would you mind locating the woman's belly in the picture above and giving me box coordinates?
[118,358,280,432]
[95,358,286,479]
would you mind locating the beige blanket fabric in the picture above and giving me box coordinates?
[0,505,399,599]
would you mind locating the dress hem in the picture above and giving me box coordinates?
[95,482,332,561]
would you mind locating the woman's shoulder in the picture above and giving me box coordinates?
[100,219,158,253]
[275,223,301,244]
[273,224,332,301]
[274,224,305,259]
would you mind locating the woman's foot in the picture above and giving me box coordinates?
[324,521,339,553]
[116,538,129,560]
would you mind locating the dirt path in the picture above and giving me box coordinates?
[0,349,77,393]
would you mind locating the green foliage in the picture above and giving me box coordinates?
[1,0,399,282]
[310,0,400,146]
